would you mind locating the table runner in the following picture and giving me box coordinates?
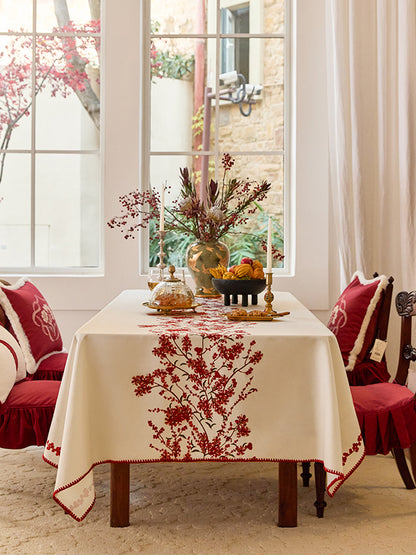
[43,290,364,521]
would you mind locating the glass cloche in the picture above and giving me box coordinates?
[148,265,196,310]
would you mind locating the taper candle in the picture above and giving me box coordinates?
[266,217,272,273]
[159,182,165,232]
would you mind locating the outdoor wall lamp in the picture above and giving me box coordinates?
[219,70,262,117]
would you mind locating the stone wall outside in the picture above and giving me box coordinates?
[151,0,286,226]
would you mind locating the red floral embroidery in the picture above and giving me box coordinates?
[342,433,363,465]
[139,298,256,336]
[132,331,262,461]
[69,483,94,511]
[32,295,60,341]
[328,297,348,335]
[45,440,61,456]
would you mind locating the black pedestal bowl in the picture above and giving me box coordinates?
[212,278,267,306]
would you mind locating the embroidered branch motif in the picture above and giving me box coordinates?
[69,483,94,512]
[32,295,60,341]
[45,440,61,456]
[328,297,348,335]
[132,332,262,461]
[139,297,255,337]
[342,434,363,465]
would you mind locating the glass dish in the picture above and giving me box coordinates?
[148,266,196,310]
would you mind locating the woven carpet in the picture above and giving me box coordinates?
[1,447,416,554]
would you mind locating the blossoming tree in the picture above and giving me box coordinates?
[0,13,100,185]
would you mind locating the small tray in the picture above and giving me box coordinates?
[224,311,290,322]
[143,301,201,314]
[225,314,276,321]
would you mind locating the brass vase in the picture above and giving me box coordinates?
[186,240,230,297]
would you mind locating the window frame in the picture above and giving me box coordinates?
[207,0,264,93]
[220,5,250,76]
[0,0,102,275]
[1,0,330,333]
[140,0,290,276]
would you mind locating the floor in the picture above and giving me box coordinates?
[1,447,416,554]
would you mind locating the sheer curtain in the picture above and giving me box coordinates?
[326,0,416,291]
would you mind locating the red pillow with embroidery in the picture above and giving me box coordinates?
[0,279,63,374]
[327,272,388,370]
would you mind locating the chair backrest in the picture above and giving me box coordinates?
[372,273,394,345]
[395,290,416,385]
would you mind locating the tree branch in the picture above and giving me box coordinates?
[54,0,100,129]
[88,0,100,20]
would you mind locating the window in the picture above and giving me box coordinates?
[6,0,329,332]
[0,0,101,272]
[143,0,287,271]
[221,5,249,78]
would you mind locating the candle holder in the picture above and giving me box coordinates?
[157,230,167,272]
[264,272,277,315]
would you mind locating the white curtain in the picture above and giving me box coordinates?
[326,0,416,292]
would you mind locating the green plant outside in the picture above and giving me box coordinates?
[155,50,194,80]
[149,211,284,269]
[151,21,194,81]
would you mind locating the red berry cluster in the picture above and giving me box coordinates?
[131,332,263,460]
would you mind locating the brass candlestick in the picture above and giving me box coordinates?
[264,272,277,315]
[157,230,167,272]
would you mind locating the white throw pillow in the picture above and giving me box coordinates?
[0,326,26,403]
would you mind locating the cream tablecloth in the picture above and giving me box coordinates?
[43,290,364,521]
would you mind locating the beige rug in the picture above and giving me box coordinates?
[1,447,416,554]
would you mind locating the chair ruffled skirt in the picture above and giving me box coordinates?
[0,379,60,448]
[351,383,416,455]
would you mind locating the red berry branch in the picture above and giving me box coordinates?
[131,332,263,460]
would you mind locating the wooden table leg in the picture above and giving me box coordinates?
[278,461,297,527]
[110,462,130,527]
[314,461,327,517]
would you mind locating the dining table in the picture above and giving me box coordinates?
[43,288,365,527]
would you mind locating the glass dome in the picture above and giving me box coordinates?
[149,266,195,309]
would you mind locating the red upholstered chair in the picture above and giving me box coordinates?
[0,279,64,448]
[301,272,394,497]
[314,287,416,518]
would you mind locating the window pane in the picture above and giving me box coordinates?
[149,154,196,268]
[146,1,287,272]
[0,1,101,272]
[266,0,285,34]
[151,1,199,34]
[148,153,284,268]
[37,0,100,32]
[150,154,193,198]
[0,0,32,32]
[220,153,284,267]
[217,38,284,152]
[151,39,195,152]
[219,0,285,35]
[35,153,100,267]
[35,35,100,150]
[0,36,33,150]
[0,155,31,267]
